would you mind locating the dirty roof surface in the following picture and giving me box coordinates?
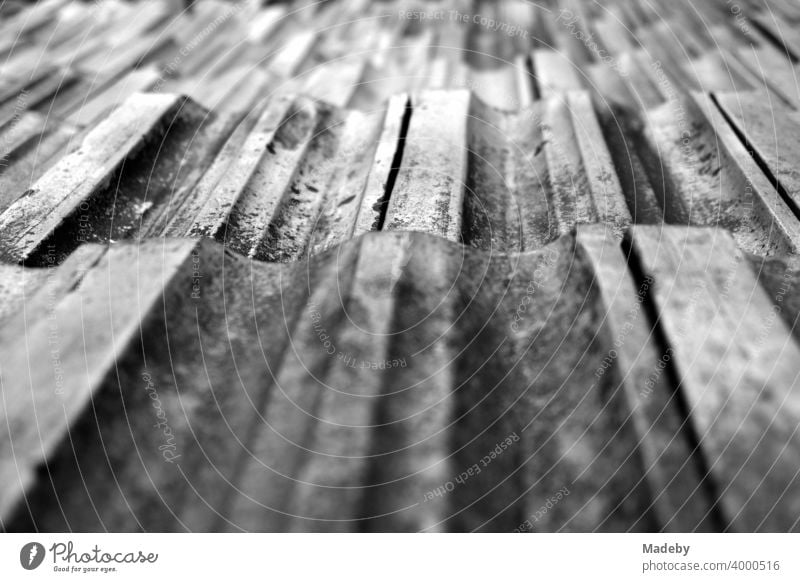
[2,0,800,532]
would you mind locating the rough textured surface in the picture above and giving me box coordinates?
[0,93,186,263]
[2,227,799,531]
[383,90,470,241]
[2,0,800,533]
[630,226,800,531]
[0,1,797,264]
[0,85,651,264]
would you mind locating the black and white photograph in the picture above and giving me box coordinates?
[0,0,798,578]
